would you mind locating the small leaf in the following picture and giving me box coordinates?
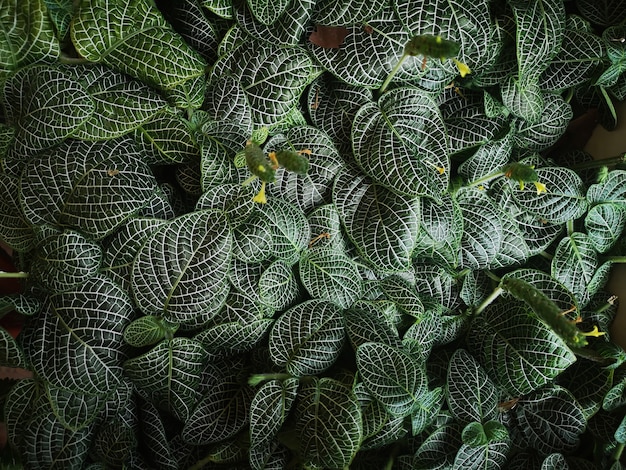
[123,316,178,348]
[551,232,598,307]
[584,203,626,253]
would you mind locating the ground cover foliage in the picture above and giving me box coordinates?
[2,0,626,468]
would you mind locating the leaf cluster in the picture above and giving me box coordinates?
[1,0,626,469]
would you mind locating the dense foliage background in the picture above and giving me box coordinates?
[2,0,626,468]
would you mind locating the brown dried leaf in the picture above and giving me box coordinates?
[309,25,349,49]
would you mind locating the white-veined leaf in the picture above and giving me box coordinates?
[0,172,35,251]
[295,377,362,469]
[584,203,626,253]
[0,324,27,369]
[193,319,273,356]
[576,0,626,26]
[203,75,254,131]
[19,138,157,239]
[131,210,232,326]
[352,87,448,198]
[134,110,199,164]
[196,183,256,229]
[551,232,598,307]
[380,274,424,318]
[344,303,403,351]
[413,423,463,468]
[231,214,274,263]
[21,274,134,395]
[415,193,463,267]
[312,0,386,25]
[356,383,406,450]
[4,378,39,449]
[334,168,420,272]
[246,0,289,24]
[71,0,206,107]
[44,383,109,432]
[237,0,315,45]
[467,301,576,396]
[403,309,442,359]
[258,199,310,265]
[269,299,345,376]
[229,259,271,303]
[453,439,510,470]
[356,341,428,417]
[502,76,544,123]
[139,400,178,470]
[513,93,573,150]
[123,315,178,348]
[299,247,363,308]
[91,417,137,467]
[259,259,301,311]
[413,263,462,312]
[3,65,93,153]
[307,204,348,253]
[124,337,205,422]
[587,169,626,205]
[488,208,531,269]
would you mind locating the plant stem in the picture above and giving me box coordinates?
[538,250,554,261]
[474,286,504,316]
[0,271,28,278]
[466,170,506,189]
[604,256,626,263]
[566,219,574,236]
[568,154,626,170]
[379,53,409,95]
[248,372,293,386]
[613,442,625,463]
[58,54,89,65]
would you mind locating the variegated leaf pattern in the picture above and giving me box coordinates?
[123,315,178,348]
[453,440,511,470]
[551,232,598,307]
[380,274,424,318]
[585,203,626,253]
[0,0,60,79]
[413,263,462,311]
[196,184,255,229]
[502,268,579,314]
[19,138,158,239]
[510,166,588,224]
[91,417,137,467]
[312,0,387,25]
[131,210,232,325]
[295,378,362,469]
[134,110,199,165]
[249,378,299,466]
[488,208,530,269]
[138,400,178,470]
[259,259,301,311]
[229,259,271,303]
[413,423,463,468]
[236,0,315,45]
[587,169,626,205]
[446,349,499,424]
[334,168,421,272]
[269,299,345,376]
[513,93,573,150]
[210,40,313,126]
[0,324,27,368]
[502,75,544,123]
[203,75,254,131]
[307,204,348,253]
[513,386,586,455]
[356,341,428,417]
[63,64,168,141]
[232,215,274,264]
[264,126,345,213]
[0,294,41,317]
[21,275,134,395]
[30,230,102,292]
[2,65,94,153]
[71,0,206,103]
[194,319,274,356]
[344,304,403,350]
[467,301,576,396]
[4,378,39,449]
[0,172,35,251]
[352,87,449,198]
[515,210,564,256]
[181,374,253,445]
[299,247,363,308]
[124,337,205,422]
[415,193,463,267]
[258,199,310,265]
[402,309,442,359]
[45,383,109,432]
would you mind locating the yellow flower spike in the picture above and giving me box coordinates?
[518,181,525,191]
[253,181,267,204]
[453,58,471,78]
[533,181,547,194]
[582,325,605,338]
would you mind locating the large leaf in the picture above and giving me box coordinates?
[551,232,598,307]
[513,93,573,150]
[344,302,403,350]
[258,260,301,311]
[258,199,310,265]
[0,0,60,79]
[584,203,626,253]
[334,168,421,273]
[21,274,134,395]
[2,65,94,153]
[356,341,428,417]
[269,299,345,376]
[295,377,362,469]
[352,87,449,198]
[44,383,110,432]
[71,0,206,106]
[134,110,199,164]
[123,337,206,422]
[203,75,253,131]
[453,438,510,470]
[587,169,626,205]
[131,210,232,326]
[63,64,168,141]
[0,324,27,369]
[210,40,313,126]
[299,247,363,308]
[19,138,157,239]
[467,301,576,396]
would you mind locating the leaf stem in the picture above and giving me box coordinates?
[58,53,90,65]
[612,442,625,463]
[0,271,28,278]
[566,219,574,236]
[604,256,626,263]
[466,170,506,189]
[568,154,626,170]
[474,286,504,316]
[379,53,409,95]
[248,372,293,386]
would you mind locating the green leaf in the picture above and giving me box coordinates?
[131,210,232,326]
[19,138,157,239]
[294,377,362,469]
[352,87,448,198]
[587,169,626,204]
[413,423,463,469]
[446,349,499,424]
[453,437,510,470]
[134,110,199,164]
[202,0,233,18]
[380,274,424,318]
[510,166,588,224]
[196,183,256,228]
[551,232,598,307]
[0,0,60,79]
[489,208,531,269]
[0,324,27,369]
[138,400,178,470]
[467,301,576,396]
[31,230,102,292]
[307,204,348,253]
[91,417,136,468]
[3,65,94,153]
[312,0,386,25]
[584,203,626,253]
[246,0,289,24]
[210,40,312,126]
[513,93,573,151]
[231,215,274,264]
[259,260,301,311]
[264,126,344,213]
[557,358,613,419]
[299,247,363,308]
[249,378,299,463]
[512,386,586,455]
[71,0,206,107]
[576,0,626,26]
[334,168,421,272]
[502,76,544,123]
[45,383,109,432]
[123,315,178,348]
[414,193,462,266]
[344,302,402,350]
[356,341,428,417]
[4,378,39,449]
[269,299,345,376]
[237,0,315,46]
[124,337,205,422]
[203,75,253,131]
[258,199,310,265]
[0,172,35,251]
[21,274,134,395]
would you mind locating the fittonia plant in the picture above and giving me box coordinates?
[3,0,626,468]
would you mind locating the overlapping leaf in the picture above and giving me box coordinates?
[513,93,573,150]
[45,384,109,432]
[334,168,420,272]
[352,87,448,198]
[587,169,626,204]
[231,215,274,263]
[71,0,206,106]
[0,324,27,369]
[236,0,315,45]
[0,172,35,251]
[453,439,510,470]
[203,75,254,131]
[258,199,310,265]
[20,275,134,395]
[584,203,626,253]
[312,0,386,25]
[259,260,300,311]
[19,138,157,239]
[134,110,199,164]
[415,193,462,266]
[131,210,232,326]
[551,232,598,307]
[344,303,402,350]
[269,299,345,376]
[124,337,205,422]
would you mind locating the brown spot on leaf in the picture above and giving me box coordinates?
[309,25,349,49]
[363,25,374,34]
